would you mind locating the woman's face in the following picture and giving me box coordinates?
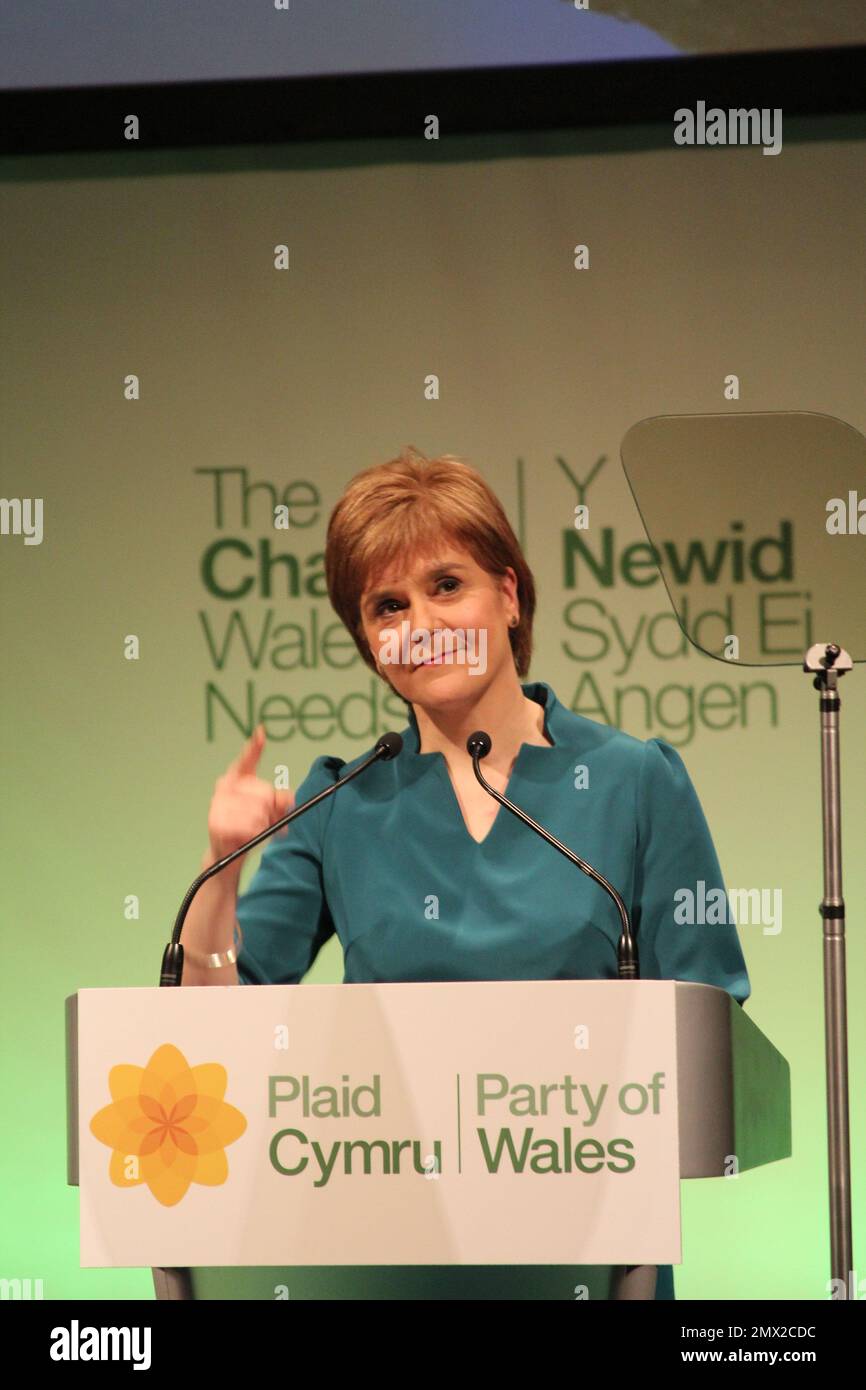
[358,540,519,710]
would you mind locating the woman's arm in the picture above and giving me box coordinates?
[181,729,344,989]
[177,848,243,987]
[632,737,751,1005]
[180,724,292,987]
[233,754,344,986]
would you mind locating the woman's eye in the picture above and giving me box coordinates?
[376,580,458,614]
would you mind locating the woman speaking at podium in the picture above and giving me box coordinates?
[181,445,751,1302]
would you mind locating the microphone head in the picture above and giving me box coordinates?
[376,731,404,761]
[467,730,492,759]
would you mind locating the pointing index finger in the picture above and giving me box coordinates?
[231,723,265,777]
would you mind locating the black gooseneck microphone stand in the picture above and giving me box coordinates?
[466,731,639,979]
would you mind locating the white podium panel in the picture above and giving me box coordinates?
[72,979,681,1268]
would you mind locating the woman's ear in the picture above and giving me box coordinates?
[499,565,519,609]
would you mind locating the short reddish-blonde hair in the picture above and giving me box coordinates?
[325,446,536,683]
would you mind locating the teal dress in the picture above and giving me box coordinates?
[235,680,751,1301]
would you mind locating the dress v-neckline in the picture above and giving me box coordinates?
[434,749,526,847]
[436,726,558,846]
[405,683,560,847]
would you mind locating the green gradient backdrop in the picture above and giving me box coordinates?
[1,118,864,1300]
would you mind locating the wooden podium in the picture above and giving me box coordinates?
[66,979,790,1300]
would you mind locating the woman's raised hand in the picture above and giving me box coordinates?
[207,724,294,870]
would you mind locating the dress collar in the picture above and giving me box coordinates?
[401,680,566,756]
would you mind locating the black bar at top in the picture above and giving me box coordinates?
[1,44,865,157]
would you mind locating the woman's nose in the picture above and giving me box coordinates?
[408,595,436,632]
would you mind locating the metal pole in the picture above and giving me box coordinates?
[808,643,854,1294]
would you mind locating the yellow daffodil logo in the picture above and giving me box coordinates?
[89,1042,247,1207]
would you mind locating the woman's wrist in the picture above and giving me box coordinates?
[183,920,243,970]
[200,846,244,884]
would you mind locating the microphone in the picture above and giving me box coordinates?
[466,730,639,980]
[160,731,404,986]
